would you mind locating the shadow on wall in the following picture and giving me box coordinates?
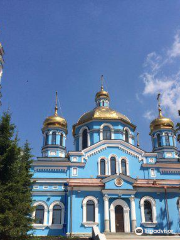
[157,206,173,231]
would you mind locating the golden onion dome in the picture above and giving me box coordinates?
[77,107,131,126]
[43,92,68,132]
[150,107,174,133]
[95,86,110,101]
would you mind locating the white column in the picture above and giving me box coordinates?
[130,195,136,232]
[103,195,110,232]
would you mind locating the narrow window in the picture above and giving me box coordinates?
[72,167,78,176]
[157,134,161,147]
[125,129,129,143]
[100,159,106,175]
[52,205,61,224]
[165,133,170,146]
[52,132,56,145]
[121,159,127,175]
[86,200,95,222]
[60,133,63,146]
[45,133,48,145]
[103,126,111,140]
[82,129,88,149]
[35,205,44,224]
[150,168,156,177]
[110,157,116,175]
[144,200,153,222]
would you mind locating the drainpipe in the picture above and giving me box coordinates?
[64,183,68,234]
[70,187,73,237]
[164,186,170,231]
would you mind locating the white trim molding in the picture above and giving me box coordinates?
[100,123,114,141]
[79,126,90,151]
[32,201,48,229]
[49,201,65,229]
[82,196,99,227]
[98,156,108,175]
[119,157,129,176]
[140,196,157,227]
[110,199,130,233]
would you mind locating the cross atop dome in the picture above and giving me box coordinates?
[95,75,110,107]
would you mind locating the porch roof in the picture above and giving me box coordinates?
[67,178,104,187]
[133,179,180,188]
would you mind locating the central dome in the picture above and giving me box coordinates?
[77,106,131,126]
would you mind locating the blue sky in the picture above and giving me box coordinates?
[1,0,180,156]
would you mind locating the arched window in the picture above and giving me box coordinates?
[52,132,56,145]
[45,133,48,145]
[52,205,62,224]
[121,159,127,175]
[60,133,63,147]
[144,200,153,222]
[103,126,111,140]
[100,159,106,175]
[165,133,170,146]
[110,157,116,175]
[140,196,157,225]
[82,196,98,226]
[86,200,95,222]
[125,130,129,143]
[157,134,161,147]
[82,129,88,149]
[35,205,44,224]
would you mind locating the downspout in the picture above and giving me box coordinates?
[70,186,73,237]
[164,186,170,231]
[64,183,68,234]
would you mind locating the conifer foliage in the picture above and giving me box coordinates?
[0,112,34,240]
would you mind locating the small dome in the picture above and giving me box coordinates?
[43,92,68,132]
[77,106,131,126]
[43,115,67,130]
[95,87,110,102]
[150,94,174,133]
[150,116,174,133]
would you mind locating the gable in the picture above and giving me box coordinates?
[103,174,135,190]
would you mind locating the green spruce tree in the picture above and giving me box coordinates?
[0,112,34,240]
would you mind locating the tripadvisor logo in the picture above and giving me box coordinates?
[135,227,143,235]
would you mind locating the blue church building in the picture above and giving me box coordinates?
[31,82,180,237]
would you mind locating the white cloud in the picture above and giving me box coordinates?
[143,110,156,121]
[168,31,180,58]
[136,93,143,104]
[141,30,180,119]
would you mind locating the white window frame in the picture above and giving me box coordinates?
[98,156,108,175]
[33,186,39,189]
[32,201,48,229]
[82,196,98,227]
[100,123,114,141]
[79,126,90,151]
[119,157,129,176]
[123,127,131,143]
[72,167,78,176]
[49,201,65,229]
[52,186,58,189]
[43,186,49,189]
[140,196,157,227]
[109,154,119,175]
[150,168,156,178]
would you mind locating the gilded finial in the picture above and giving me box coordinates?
[101,75,104,91]
[55,91,58,116]
[157,93,162,117]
